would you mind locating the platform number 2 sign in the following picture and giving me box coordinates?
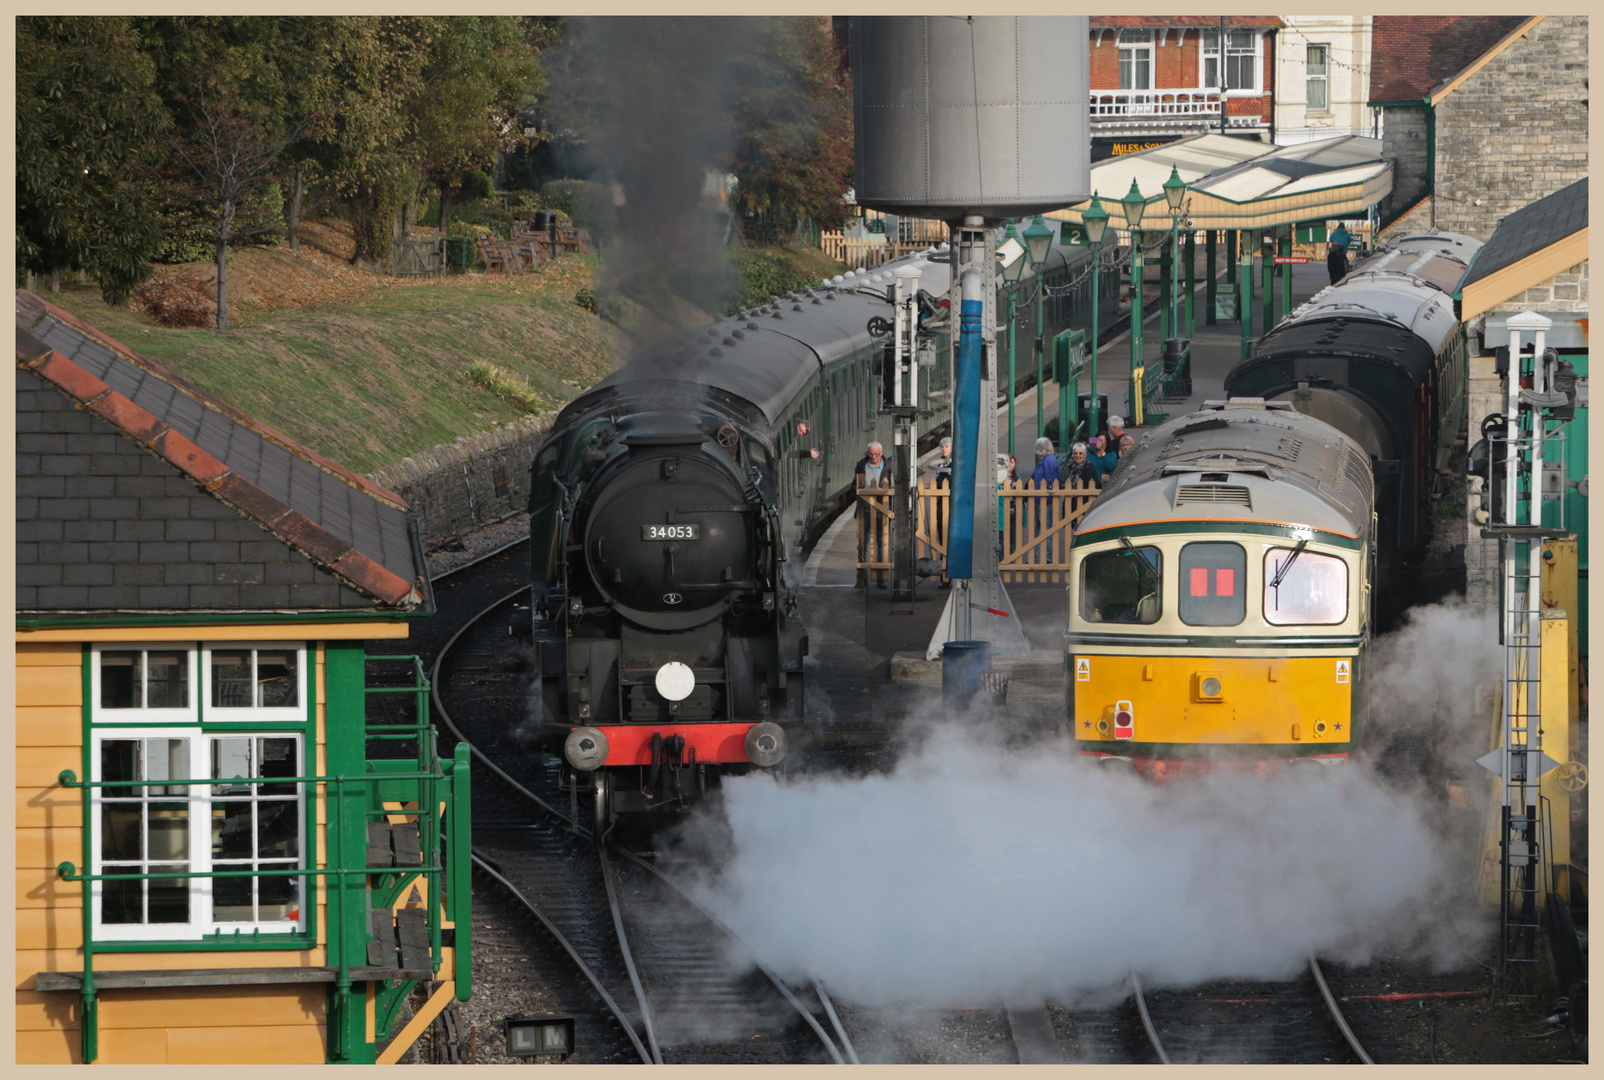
[1335,660,1350,684]
[1076,658,1091,682]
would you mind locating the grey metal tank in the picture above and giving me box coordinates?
[850,16,1090,221]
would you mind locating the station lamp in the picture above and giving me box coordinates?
[1083,193,1110,247]
[1163,165,1187,214]
[504,1014,577,1059]
[998,219,1027,284]
[1119,177,1147,230]
[1023,214,1055,269]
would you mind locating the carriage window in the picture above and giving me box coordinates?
[1080,546,1162,624]
[1179,542,1245,626]
[1263,548,1348,625]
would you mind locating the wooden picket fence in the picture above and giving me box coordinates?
[856,479,1102,585]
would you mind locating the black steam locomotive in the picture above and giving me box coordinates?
[526,238,1112,828]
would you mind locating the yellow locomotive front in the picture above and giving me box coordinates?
[1065,400,1374,778]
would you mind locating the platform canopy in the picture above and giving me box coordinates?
[1050,134,1393,233]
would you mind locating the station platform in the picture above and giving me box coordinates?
[800,260,1339,741]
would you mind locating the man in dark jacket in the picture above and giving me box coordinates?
[854,441,892,590]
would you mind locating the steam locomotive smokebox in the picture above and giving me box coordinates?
[851,16,1090,221]
[942,640,992,709]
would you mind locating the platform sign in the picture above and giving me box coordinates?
[1273,256,1310,265]
[1335,659,1350,684]
[1076,657,1091,682]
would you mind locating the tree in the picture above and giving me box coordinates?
[406,17,542,242]
[16,17,167,305]
[730,17,853,239]
[161,83,309,329]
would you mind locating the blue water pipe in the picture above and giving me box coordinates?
[948,268,983,580]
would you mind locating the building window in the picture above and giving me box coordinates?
[1306,45,1329,111]
[1118,29,1153,91]
[97,647,195,723]
[205,644,302,721]
[1202,29,1260,92]
[88,643,309,942]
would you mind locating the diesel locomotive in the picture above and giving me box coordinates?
[528,237,1113,827]
[1067,228,1481,776]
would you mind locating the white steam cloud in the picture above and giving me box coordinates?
[690,599,1497,1010]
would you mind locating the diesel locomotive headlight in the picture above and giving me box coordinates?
[744,721,787,767]
[564,727,608,771]
[1201,677,1222,698]
[655,661,695,702]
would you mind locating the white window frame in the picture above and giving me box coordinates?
[1118,29,1154,91]
[90,642,199,725]
[200,642,308,724]
[87,641,310,943]
[89,730,308,942]
[1201,28,1262,93]
[1305,44,1330,112]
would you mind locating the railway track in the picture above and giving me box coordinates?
[1124,960,1373,1064]
[429,567,857,1064]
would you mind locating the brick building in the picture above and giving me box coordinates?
[1371,15,1588,240]
[1089,17,1281,159]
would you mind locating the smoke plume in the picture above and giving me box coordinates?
[551,17,765,347]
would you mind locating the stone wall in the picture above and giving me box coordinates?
[368,415,555,552]
[1432,16,1589,240]
[1487,260,1589,316]
[1378,106,1429,225]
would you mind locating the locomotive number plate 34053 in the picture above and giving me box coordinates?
[643,524,700,540]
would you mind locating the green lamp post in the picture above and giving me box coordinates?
[1000,220,1026,456]
[1119,177,1147,424]
[1023,214,1054,444]
[1083,193,1110,443]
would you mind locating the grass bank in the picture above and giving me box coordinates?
[37,235,843,476]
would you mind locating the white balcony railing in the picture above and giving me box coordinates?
[1091,89,1224,119]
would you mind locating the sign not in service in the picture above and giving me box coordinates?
[1273,256,1310,265]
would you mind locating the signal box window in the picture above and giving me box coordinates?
[1264,548,1348,625]
[1179,542,1246,626]
[99,648,192,715]
[1080,545,1162,624]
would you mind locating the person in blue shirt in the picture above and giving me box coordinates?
[1086,435,1117,482]
[1030,436,1060,562]
[1327,223,1353,285]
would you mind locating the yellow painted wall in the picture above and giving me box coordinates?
[14,636,335,1064]
[17,985,327,1064]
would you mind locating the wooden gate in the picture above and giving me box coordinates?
[391,237,443,277]
[856,479,1101,585]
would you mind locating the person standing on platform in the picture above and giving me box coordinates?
[1063,441,1099,486]
[1103,414,1127,447]
[1086,436,1117,482]
[1030,436,1060,563]
[1327,223,1353,286]
[854,441,892,591]
[998,453,1019,561]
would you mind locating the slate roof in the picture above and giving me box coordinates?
[1370,16,1529,103]
[16,291,426,611]
[1462,177,1589,288]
